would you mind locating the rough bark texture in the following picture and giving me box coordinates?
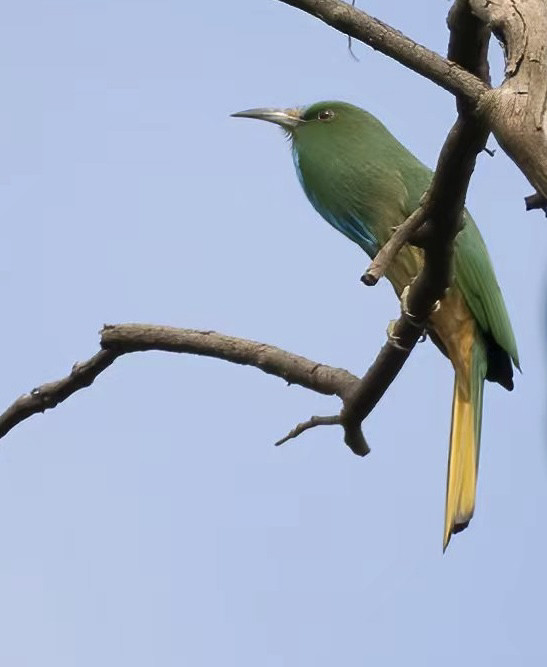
[470,0,547,197]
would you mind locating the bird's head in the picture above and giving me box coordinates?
[231,101,367,143]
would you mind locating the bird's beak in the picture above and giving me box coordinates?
[231,107,303,130]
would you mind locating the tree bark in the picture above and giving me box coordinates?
[470,0,547,197]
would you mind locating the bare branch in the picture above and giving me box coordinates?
[100,325,372,455]
[0,325,359,443]
[275,408,371,456]
[0,350,120,439]
[278,0,489,102]
[362,207,428,286]
[275,414,341,446]
[525,192,547,213]
[100,324,357,398]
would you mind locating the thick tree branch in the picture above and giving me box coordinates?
[469,0,547,198]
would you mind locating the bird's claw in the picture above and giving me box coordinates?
[399,283,439,329]
[386,319,412,352]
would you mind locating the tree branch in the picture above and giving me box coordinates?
[101,325,370,455]
[0,350,120,439]
[278,0,490,102]
[0,325,360,446]
[274,414,341,446]
[362,206,427,286]
[100,324,356,397]
[525,192,547,214]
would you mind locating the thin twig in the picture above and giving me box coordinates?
[275,414,341,447]
[346,0,359,61]
[0,350,120,439]
[362,207,428,286]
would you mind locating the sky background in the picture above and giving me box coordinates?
[0,1,545,664]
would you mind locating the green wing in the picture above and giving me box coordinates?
[453,213,519,368]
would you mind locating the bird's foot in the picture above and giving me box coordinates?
[386,319,412,352]
[399,283,440,330]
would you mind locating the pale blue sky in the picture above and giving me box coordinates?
[0,1,545,664]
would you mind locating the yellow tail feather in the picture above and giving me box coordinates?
[443,377,478,551]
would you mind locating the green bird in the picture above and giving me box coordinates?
[233,101,519,549]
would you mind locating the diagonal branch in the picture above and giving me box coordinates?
[278,0,490,103]
[362,206,428,286]
[0,350,120,439]
[331,0,492,437]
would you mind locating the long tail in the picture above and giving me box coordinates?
[443,336,487,551]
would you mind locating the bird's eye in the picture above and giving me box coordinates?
[317,109,334,121]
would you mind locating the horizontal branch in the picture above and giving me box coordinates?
[278,0,490,103]
[100,324,356,398]
[0,324,360,446]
